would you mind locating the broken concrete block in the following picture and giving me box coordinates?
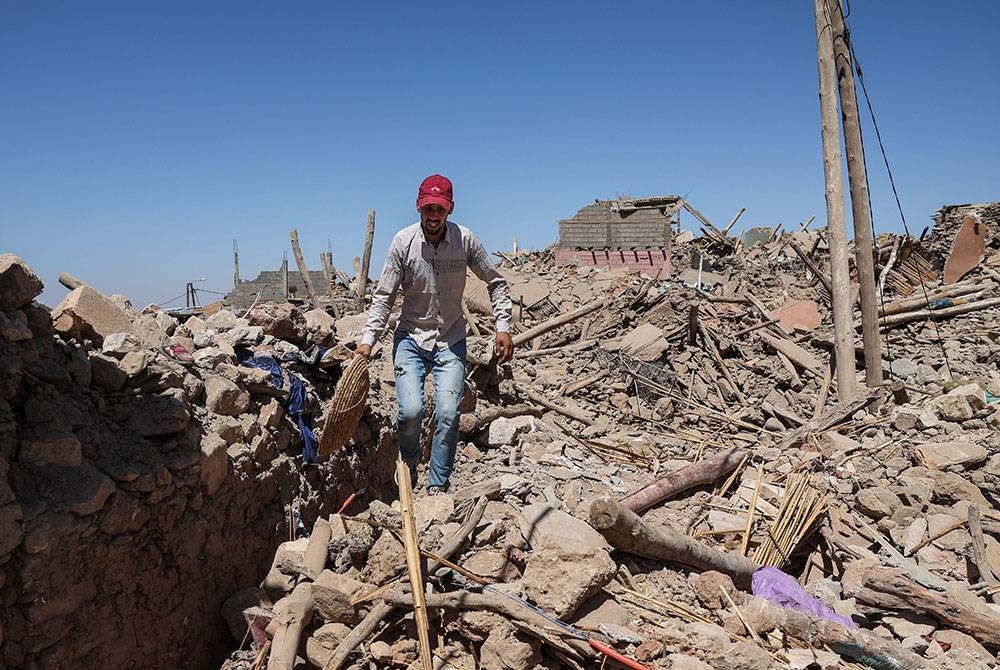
[518,503,610,554]
[479,627,541,670]
[414,493,454,530]
[609,323,669,362]
[204,375,250,417]
[51,286,134,345]
[855,487,900,520]
[914,440,988,469]
[0,254,43,310]
[312,570,365,623]
[943,213,987,284]
[304,308,336,339]
[101,332,144,358]
[770,299,821,332]
[246,302,307,342]
[485,416,534,447]
[931,393,974,422]
[947,383,987,411]
[88,352,127,391]
[890,357,920,379]
[522,547,616,618]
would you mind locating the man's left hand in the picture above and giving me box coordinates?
[494,332,514,365]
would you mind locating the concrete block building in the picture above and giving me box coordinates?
[556,195,678,274]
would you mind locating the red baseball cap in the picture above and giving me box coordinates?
[417,174,454,210]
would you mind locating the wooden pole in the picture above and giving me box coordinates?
[815,0,858,402]
[281,255,289,300]
[589,497,758,588]
[510,298,605,348]
[233,239,241,288]
[829,0,882,388]
[289,229,319,306]
[396,460,433,670]
[357,211,376,306]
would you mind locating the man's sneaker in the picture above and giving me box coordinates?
[427,485,448,496]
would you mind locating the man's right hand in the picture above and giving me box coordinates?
[355,344,372,359]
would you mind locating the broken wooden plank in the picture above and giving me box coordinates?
[758,332,823,377]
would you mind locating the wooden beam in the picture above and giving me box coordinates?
[289,229,319,305]
[511,298,605,348]
[358,211,376,305]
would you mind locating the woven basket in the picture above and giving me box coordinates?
[319,356,370,456]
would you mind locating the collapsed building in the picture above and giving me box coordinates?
[3,200,1000,669]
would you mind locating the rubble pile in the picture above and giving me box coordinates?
[0,254,399,668]
[6,201,1000,670]
[221,208,1000,670]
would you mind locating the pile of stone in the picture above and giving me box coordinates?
[7,198,1000,670]
[0,254,400,669]
[216,205,1000,670]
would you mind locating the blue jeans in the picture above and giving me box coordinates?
[393,333,466,489]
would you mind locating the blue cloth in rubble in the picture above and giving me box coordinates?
[241,354,318,464]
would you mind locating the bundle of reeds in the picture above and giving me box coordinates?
[318,356,370,456]
[752,474,827,568]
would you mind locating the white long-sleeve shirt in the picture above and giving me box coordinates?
[361,220,512,350]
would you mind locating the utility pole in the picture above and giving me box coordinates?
[282,253,289,300]
[233,239,241,288]
[829,0,883,387]
[814,0,857,401]
[358,210,376,306]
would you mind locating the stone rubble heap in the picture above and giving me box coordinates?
[225,206,1000,670]
[5,199,1000,670]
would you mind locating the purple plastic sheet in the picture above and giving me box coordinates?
[752,566,856,629]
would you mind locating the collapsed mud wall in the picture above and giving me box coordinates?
[0,256,395,669]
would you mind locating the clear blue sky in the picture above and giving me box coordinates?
[2,2,998,309]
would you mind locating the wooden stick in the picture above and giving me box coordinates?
[357,211,376,305]
[969,505,999,602]
[517,385,595,426]
[741,464,764,557]
[721,207,746,236]
[518,339,596,360]
[289,229,319,306]
[396,460,433,669]
[620,448,747,514]
[385,588,593,661]
[700,324,747,403]
[322,602,394,670]
[563,369,608,396]
[511,299,605,348]
[588,497,758,589]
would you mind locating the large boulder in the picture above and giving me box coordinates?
[0,254,43,310]
[246,302,308,343]
[51,286,134,346]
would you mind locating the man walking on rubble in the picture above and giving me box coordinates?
[356,174,513,494]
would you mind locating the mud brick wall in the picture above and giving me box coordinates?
[0,257,397,669]
[226,270,329,308]
[558,201,671,250]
